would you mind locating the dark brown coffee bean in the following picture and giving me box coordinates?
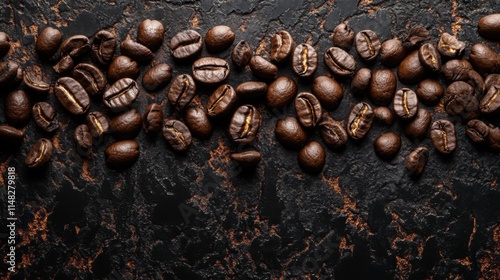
[74,124,93,157]
[351,68,371,95]
[170,30,203,60]
[61,35,90,57]
[418,43,441,72]
[373,107,394,126]
[480,80,500,114]
[35,27,61,59]
[295,92,322,128]
[108,55,140,82]
[103,78,139,110]
[469,43,500,75]
[86,111,110,138]
[437,32,465,58]
[332,23,354,51]
[319,116,348,149]
[105,140,140,169]
[324,47,356,77]
[53,55,74,74]
[0,61,20,87]
[13,66,23,87]
[393,88,418,119]
[0,125,24,145]
[478,14,500,41]
[466,119,489,143]
[406,147,429,177]
[403,25,430,49]
[444,81,480,121]
[54,77,90,115]
[380,38,406,67]
[292,43,317,78]
[0,32,10,58]
[441,59,473,82]
[231,40,252,68]
[374,132,401,160]
[192,57,230,85]
[229,105,262,144]
[110,109,142,139]
[23,70,50,95]
[485,74,500,89]
[25,138,53,169]
[311,76,343,110]
[205,25,235,52]
[137,19,164,51]
[347,102,374,140]
[120,36,154,63]
[207,84,237,118]
[236,81,267,100]
[369,69,397,106]
[298,141,326,174]
[275,117,307,150]
[73,63,106,96]
[5,90,31,128]
[404,108,431,140]
[416,79,444,106]
[91,30,116,65]
[430,119,456,154]
[231,151,262,168]
[270,30,294,63]
[184,105,214,139]
[143,103,163,134]
[142,63,172,91]
[167,74,196,111]
[163,119,192,151]
[466,70,485,96]
[487,125,500,153]
[398,50,426,85]
[267,76,297,108]
[355,30,381,61]
[249,56,278,80]
[33,102,59,133]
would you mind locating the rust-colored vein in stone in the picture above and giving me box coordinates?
[451,0,463,35]
[81,159,95,181]
[190,12,200,28]
[256,37,270,56]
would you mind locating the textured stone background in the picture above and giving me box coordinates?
[1,0,499,279]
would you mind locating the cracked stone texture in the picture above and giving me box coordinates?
[1,0,500,279]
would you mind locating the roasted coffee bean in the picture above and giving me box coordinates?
[485,74,500,89]
[0,125,24,145]
[55,77,90,115]
[0,32,10,57]
[418,43,441,72]
[25,138,53,169]
[393,88,419,119]
[192,57,230,85]
[267,76,297,108]
[351,68,371,95]
[380,38,406,67]
[205,25,235,52]
[406,146,429,177]
[480,80,500,114]
[355,30,381,61]
[0,61,20,87]
[108,55,140,82]
[61,35,90,57]
[332,23,355,51]
[467,70,485,96]
[184,105,214,139]
[319,116,348,149]
[292,43,317,78]
[170,30,203,60]
[13,67,23,87]
[103,78,139,110]
[249,56,278,80]
[73,63,106,96]
[373,107,394,126]
[236,81,267,100]
[466,119,489,143]
[404,108,431,140]
[487,125,500,153]
[120,36,154,63]
[137,19,164,51]
[53,55,74,74]
[416,79,444,105]
[270,30,294,63]
[403,25,430,49]
[23,70,50,95]
[369,69,397,106]
[5,90,31,128]
[441,59,473,82]
[430,120,456,154]
[374,132,401,160]
[444,81,480,121]
[298,141,326,174]
[91,30,116,65]
[163,119,192,151]
[229,105,262,144]
[437,33,465,58]
[110,109,142,139]
[311,76,343,110]
[142,63,172,91]
[33,102,58,133]
[167,74,196,111]
[324,47,356,77]
[231,40,252,68]
[143,103,163,134]
[398,50,426,85]
[347,102,374,140]
[35,27,61,59]
[86,111,110,138]
[231,151,262,168]
[469,43,500,75]
[478,14,500,41]
[207,84,237,118]
[275,117,307,150]
[105,140,140,169]
[295,92,322,128]
[74,124,93,156]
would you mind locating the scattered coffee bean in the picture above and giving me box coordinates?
[143,103,163,134]
[103,78,139,110]
[231,151,262,168]
[355,30,381,61]
[207,84,237,118]
[184,104,214,139]
[404,108,431,140]
[480,79,500,114]
[163,119,192,151]
[347,102,374,140]
[192,57,230,85]
[332,23,355,51]
[403,25,430,49]
[86,111,110,139]
[398,50,426,85]
[55,77,90,116]
[142,63,172,91]
[170,30,203,60]
[0,125,24,145]
[380,38,406,67]
[324,47,356,77]
[369,69,397,106]
[311,76,343,110]
[486,125,500,153]
[205,25,235,52]
[466,70,485,96]
[270,30,294,63]
[61,35,90,57]
[23,70,50,95]
[319,116,348,149]
[229,105,262,144]
[374,132,401,160]
[231,40,252,68]
[167,74,196,111]
[5,90,31,128]
[430,119,456,154]
[275,117,308,150]
[74,124,93,157]
[137,19,164,51]
[469,43,500,75]
[418,43,441,72]
[236,81,268,100]
[91,30,116,65]
[267,76,297,108]
[393,88,418,119]
[478,14,500,41]
[437,32,465,58]
[53,55,74,74]
[33,102,58,133]
[0,61,20,87]
[110,109,142,139]
[292,43,317,78]
[249,56,278,80]
[444,81,480,121]
[108,55,140,82]
[466,119,489,143]
[0,32,10,58]
[416,79,444,105]
[120,36,154,63]
[73,63,106,96]
[441,59,473,82]
[295,92,322,128]
[351,68,371,95]
[35,27,61,59]
[105,140,140,169]
[373,107,394,126]
[298,141,326,174]
[25,138,53,169]
[406,146,429,177]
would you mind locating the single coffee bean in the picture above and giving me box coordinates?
[469,43,500,75]
[355,30,381,61]
[61,35,90,57]
[373,107,394,126]
[55,77,90,115]
[192,57,230,85]
[167,74,196,111]
[23,70,50,95]
[311,76,343,110]
[0,32,10,58]
[347,102,374,140]
[13,67,23,87]
[270,30,294,63]
[398,50,426,85]
[437,32,465,58]
[137,19,164,51]
[103,78,139,110]
[32,102,59,133]
[380,38,406,67]
[231,40,252,68]
[35,27,62,59]
[236,81,268,100]
[351,68,371,95]
[406,146,429,177]
[369,69,397,106]
[430,120,456,154]
[25,138,53,169]
[170,30,203,60]
[332,23,355,51]
[163,119,192,151]
[486,125,500,153]
[275,117,307,150]
[110,109,142,139]
[142,63,172,91]
[143,103,163,134]
[249,56,278,80]
[478,14,500,41]
[0,61,20,87]
[295,92,322,128]
[324,47,356,77]
[120,36,154,63]
[485,74,500,89]
[53,55,74,74]
[267,76,297,108]
[205,25,235,52]
[466,119,489,143]
[403,25,430,49]
[72,63,107,96]
[0,125,24,145]
[5,90,31,128]
[292,43,318,78]
[467,70,485,96]
[206,84,237,118]
[74,124,93,156]
[298,141,326,174]
[418,43,441,72]
[91,30,116,65]
[374,132,401,160]
[319,116,348,149]
[404,108,431,140]
[108,55,140,82]
[184,105,214,139]
[86,111,110,139]
[393,88,419,119]
[416,79,444,106]
[444,81,480,121]
[441,59,473,82]
[229,105,262,144]
[105,140,140,169]
[480,81,500,114]
[230,151,262,168]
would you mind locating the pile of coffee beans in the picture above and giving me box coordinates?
[1,14,500,176]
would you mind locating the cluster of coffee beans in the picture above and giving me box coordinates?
[1,14,500,174]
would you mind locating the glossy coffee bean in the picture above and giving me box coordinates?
[398,50,426,85]
[469,43,500,75]
[105,140,140,169]
[53,55,74,74]
[275,117,307,150]
[25,138,53,169]
[86,111,110,139]
[236,81,267,100]
[324,47,356,77]
[231,40,252,68]
[231,151,262,168]
[404,108,431,140]
[298,141,326,174]
[319,116,348,149]
[74,124,93,157]
[167,74,196,111]
[374,132,401,160]
[192,57,230,85]
[347,102,374,140]
[380,38,406,67]
[332,23,354,51]
[32,102,59,133]
[466,119,489,143]
[103,78,139,110]
[143,103,163,134]
[249,56,278,80]
[184,105,214,139]
[486,125,500,153]
[91,30,116,65]
[355,30,381,61]
[142,63,172,91]
[403,25,430,49]
[23,70,50,95]
[480,79,500,114]
[311,76,343,110]
[137,19,164,51]
[295,92,322,128]
[406,147,429,177]
[108,55,140,82]
[270,30,294,63]
[170,30,203,60]
[205,25,235,52]
[54,77,90,115]
[369,69,397,106]
[120,36,154,63]
[393,88,418,119]
[267,76,297,108]
[351,68,371,95]
[478,14,500,41]
[0,32,10,58]
[437,33,465,58]
[73,63,106,96]
[207,84,237,118]
[466,70,485,96]
[110,109,142,139]
[0,125,24,145]
[444,81,480,121]
[430,120,456,154]
[5,90,31,128]
[35,27,61,59]
[418,43,441,72]
[229,105,262,144]
[416,79,444,106]
[61,35,90,57]
[441,59,473,82]
[163,119,192,151]
[292,43,317,78]
[0,61,20,87]
[373,107,394,126]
